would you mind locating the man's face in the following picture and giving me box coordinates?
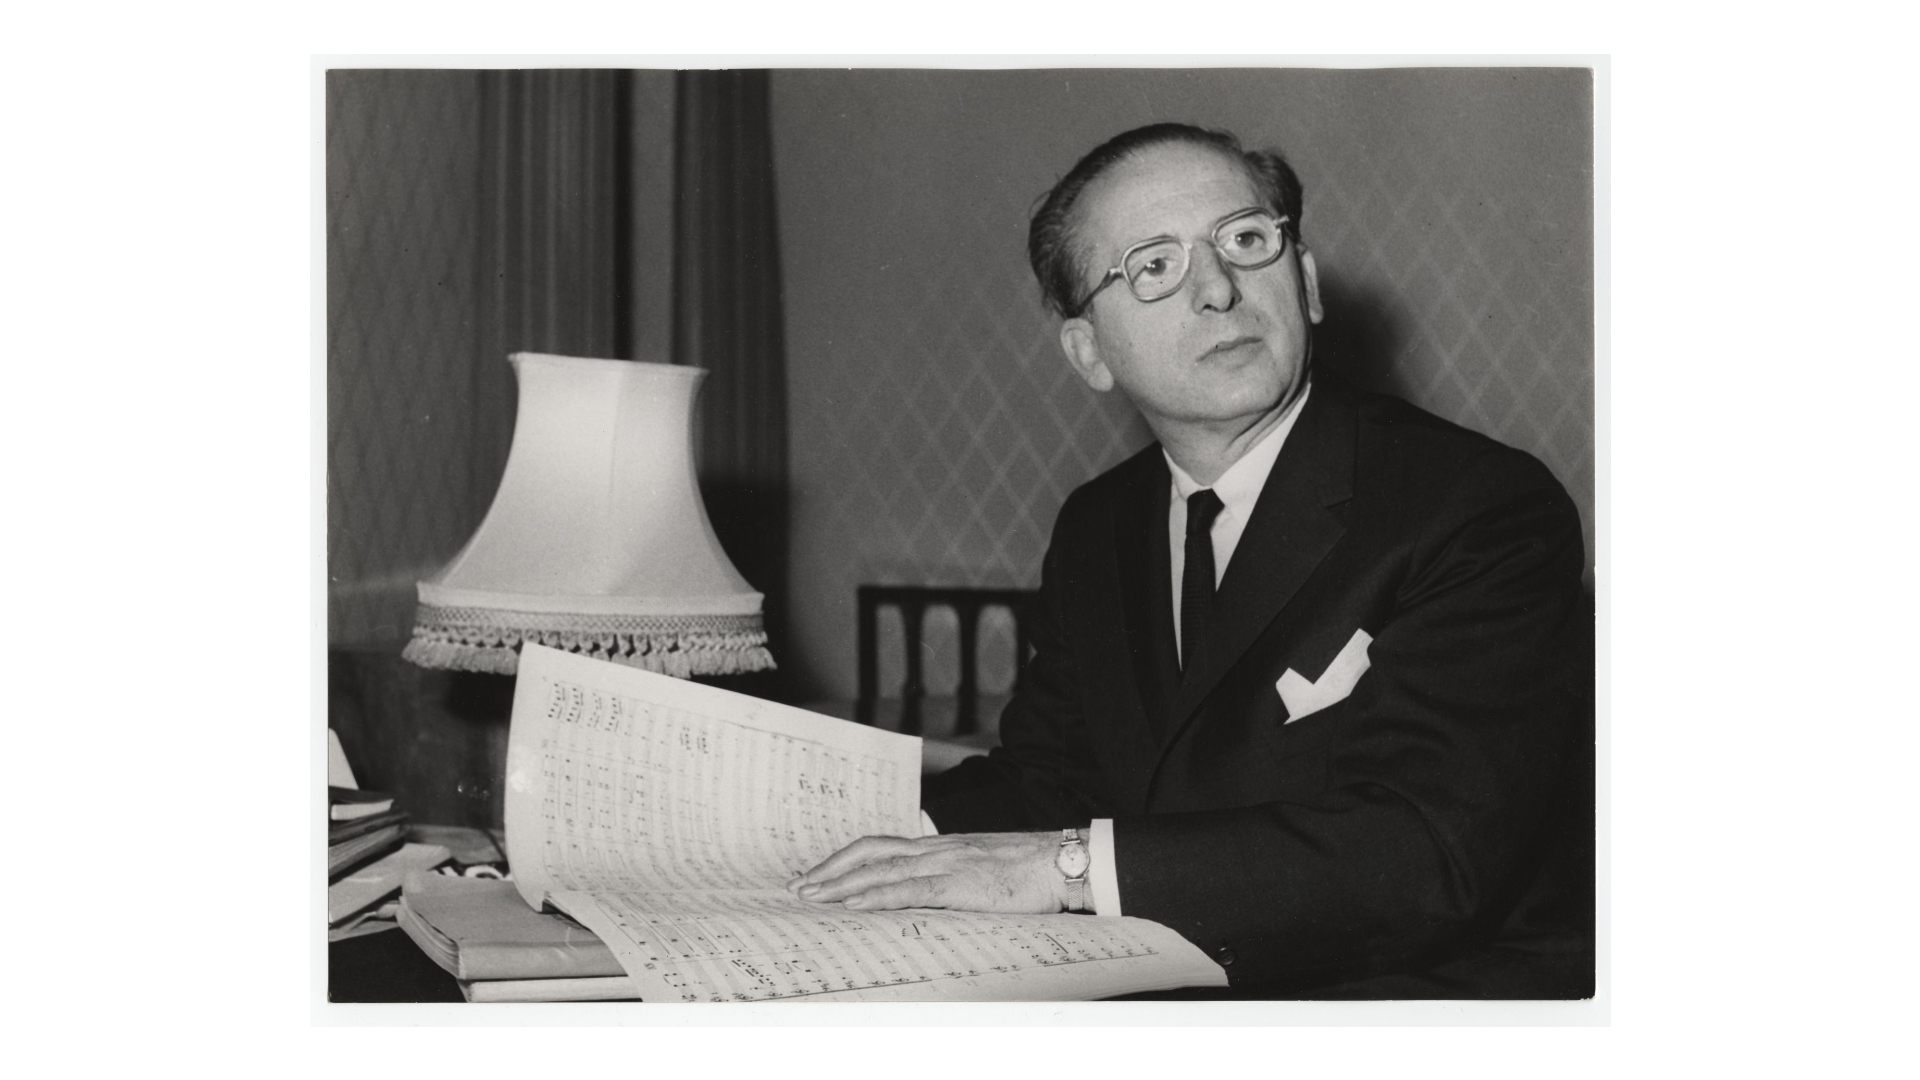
[1059,143,1322,435]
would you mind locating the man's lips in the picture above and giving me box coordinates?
[1201,336,1262,360]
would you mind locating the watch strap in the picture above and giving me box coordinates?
[1059,828,1090,912]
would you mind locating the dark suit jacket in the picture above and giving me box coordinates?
[922,374,1594,998]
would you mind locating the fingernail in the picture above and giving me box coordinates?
[798,884,820,898]
[785,874,805,888]
[843,895,868,910]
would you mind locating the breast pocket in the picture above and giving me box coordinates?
[1261,692,1350,766]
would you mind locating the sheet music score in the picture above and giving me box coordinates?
[550,889,1227,1002]
[503,644,1226,1001]
[507,645,923,906]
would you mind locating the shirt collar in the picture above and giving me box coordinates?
[1165,380,1313,508]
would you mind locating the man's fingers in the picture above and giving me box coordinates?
[841,875,948,911]
[797,852,937,902]
[788,831,1062,914]
[787,835,930,890]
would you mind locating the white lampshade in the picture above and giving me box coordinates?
[402,353,775,677]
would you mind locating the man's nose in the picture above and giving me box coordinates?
[1186,243,1239,312]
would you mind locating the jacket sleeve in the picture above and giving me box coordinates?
[920,492,1111,832]
[1113,450,1589,987]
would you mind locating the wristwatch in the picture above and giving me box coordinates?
[1056,828,1091,912]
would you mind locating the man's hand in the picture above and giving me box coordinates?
[786,832,1065,913]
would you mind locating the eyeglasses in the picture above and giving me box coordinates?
[1071,207,1293,318]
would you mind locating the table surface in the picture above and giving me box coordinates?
[329,925,464,1002]
[328,924,1353,1003]
[327,924,1267,1003]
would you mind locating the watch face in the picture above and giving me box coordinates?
[1056,842,1090,879]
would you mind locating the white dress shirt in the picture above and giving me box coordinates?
[923,385,1313,918]
[1166,383,1311,665]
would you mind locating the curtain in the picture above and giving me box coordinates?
[672,69,791,691]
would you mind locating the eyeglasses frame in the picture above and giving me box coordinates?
[1069,207,1295,319]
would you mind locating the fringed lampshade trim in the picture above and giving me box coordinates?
[403,604,775,677]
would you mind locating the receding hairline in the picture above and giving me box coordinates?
[1058,139,1276,299]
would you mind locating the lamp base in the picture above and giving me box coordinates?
[402,604,774,678]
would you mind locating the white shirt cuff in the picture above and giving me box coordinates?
[918,810,938,837]
[1088,818,1122,916]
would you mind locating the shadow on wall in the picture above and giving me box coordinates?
[700,478,792,702]
[328,653,514,828]
[1312,270,1414,403]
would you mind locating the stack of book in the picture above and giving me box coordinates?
[328,785,456,941]
[396,874,636,1002]
[329,786,406,874]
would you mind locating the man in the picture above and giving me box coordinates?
[789,123,1593,998]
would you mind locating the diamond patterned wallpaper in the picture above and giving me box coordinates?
[327,70,499,649]
[771,69,1594,703]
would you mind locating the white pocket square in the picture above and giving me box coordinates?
[1276,628,1373,723]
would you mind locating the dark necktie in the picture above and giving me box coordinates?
[1180,489,1226,682]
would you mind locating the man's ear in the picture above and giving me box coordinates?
[1059,318,1115,393]
[1298,248,1325,325]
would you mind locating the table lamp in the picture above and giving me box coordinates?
[402,352,775,678]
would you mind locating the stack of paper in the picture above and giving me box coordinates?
[329,774,410,871]
[330,843,452,939]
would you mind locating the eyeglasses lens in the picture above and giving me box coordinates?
[1120,212,1286,303]
[1214,212,1283,268]
[1123,241,1189,301]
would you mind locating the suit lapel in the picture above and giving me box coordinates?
[1084,449,1176,815]
[1116,454,1181,743]
[1160,377,1358,751]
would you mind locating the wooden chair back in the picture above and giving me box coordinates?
[855,585,1036,736]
